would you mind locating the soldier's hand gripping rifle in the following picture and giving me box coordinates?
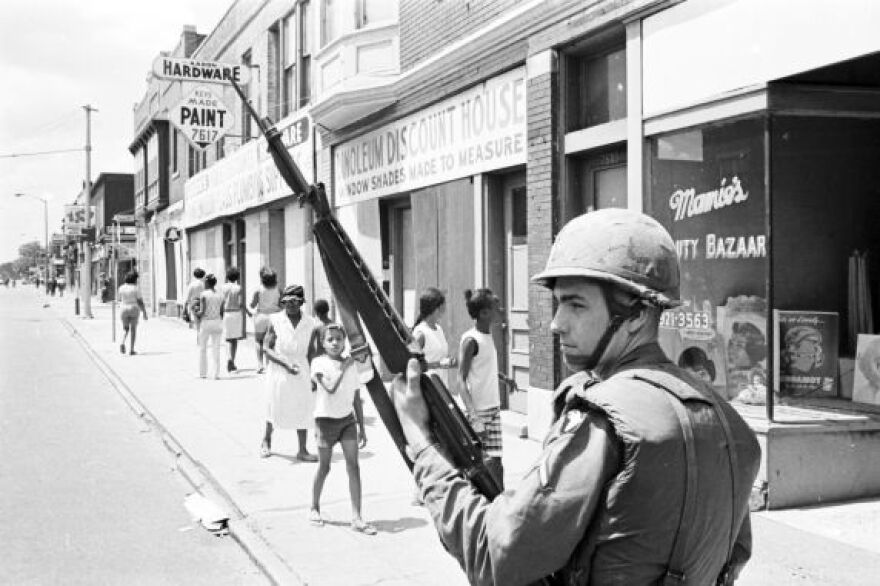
[230,80,501,499]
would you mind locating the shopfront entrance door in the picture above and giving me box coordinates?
[389,203,416,326]
[487,170,528,413]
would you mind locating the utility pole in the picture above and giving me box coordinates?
[81,104,97,319]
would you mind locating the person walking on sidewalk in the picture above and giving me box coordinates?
[457,288,505,490]
[196,273,225,379]
[260,284,318,462]
[308,323,376,535]
[308,298,333,360]
[391,209,761,586]
[250,267,281,374]
[413,287,457,388]
[184,268,206,332]
[56,275,66,297]
[118,271,148,356]
[222,266,249,373]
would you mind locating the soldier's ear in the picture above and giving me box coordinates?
[623,302,651,334]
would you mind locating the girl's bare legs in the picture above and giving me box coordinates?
[228,339,238,371]
[341,436,374,534]
[260,421,273,457]
[129,323,138,354]
[310,446,333,523]
[296,429,317,461]
[255,335,265,372]
[120,325,129,354]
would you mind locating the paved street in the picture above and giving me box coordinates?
[2,285,880,585]
[0,286,266,585]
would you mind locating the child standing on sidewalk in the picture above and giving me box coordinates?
[458,288,505,490]
[308,323,376,535]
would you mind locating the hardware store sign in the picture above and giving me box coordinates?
[172,86,233,149]
[152,57,250,84]
[334,67,526,206]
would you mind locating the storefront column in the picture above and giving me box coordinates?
[626,19,644,212]
[526,48,562,436]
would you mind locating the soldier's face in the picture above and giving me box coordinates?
[551,278,611,370]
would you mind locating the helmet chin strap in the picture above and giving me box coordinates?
[563,304,643,372]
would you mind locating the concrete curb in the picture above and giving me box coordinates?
[58,314,305,586]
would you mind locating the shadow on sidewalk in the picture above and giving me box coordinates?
[316,516,428,535]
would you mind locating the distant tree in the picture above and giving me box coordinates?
[16,240,47,274]
[0,261,15,279]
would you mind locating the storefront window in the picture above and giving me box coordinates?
[648,117,767,403]
[567,46,626,131]
[322,0,396,46]
[283,2,312,115]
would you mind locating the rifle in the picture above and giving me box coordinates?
[229,79,501,498]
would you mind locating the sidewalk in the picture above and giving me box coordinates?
[51,295,880,584]
[57,297,541,586]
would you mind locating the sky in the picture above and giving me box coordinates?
[0,0,231,263]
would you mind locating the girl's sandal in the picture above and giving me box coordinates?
[259,442,271,458]
[351,519,377,535]
[308,509,324,527]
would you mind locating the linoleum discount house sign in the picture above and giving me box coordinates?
[334,67,526,206]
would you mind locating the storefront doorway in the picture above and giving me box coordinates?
[223,219,247,289]
[487,169,528,413]
[387,200,416,325]
[268,209,286,288]
[163,238,177,301]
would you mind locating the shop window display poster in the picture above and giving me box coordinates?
[658,304,728,397]
[853,334,880,406]
[772,310,838,398]
[716,296,768,403]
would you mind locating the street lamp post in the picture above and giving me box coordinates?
[14,193,49,288]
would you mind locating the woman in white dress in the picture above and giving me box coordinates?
[221,266,249,373]
[412,287,458,386]
[260,284,319,461]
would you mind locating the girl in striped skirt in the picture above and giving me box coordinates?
[457,288,505,490]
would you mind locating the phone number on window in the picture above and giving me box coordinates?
[659,311,711,330]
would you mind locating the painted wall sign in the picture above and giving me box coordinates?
[152,56,250,84]
[650,118,768,401]
[183,113,314,228]
[171,86,234,150]
[63,205,96,228]
[333,67,527,206]
[669,176,749,222]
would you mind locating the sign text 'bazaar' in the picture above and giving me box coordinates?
[152,57,250,84]
[333,68,527,205]
[172,86,233,150]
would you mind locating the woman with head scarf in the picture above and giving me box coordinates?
[260,284,319,461]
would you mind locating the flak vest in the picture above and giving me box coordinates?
[554,364,760,586]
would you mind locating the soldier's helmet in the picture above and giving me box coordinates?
[532,208,681,308]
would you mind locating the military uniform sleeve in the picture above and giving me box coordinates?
[413,412,620,586]
[729,513,753,581]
